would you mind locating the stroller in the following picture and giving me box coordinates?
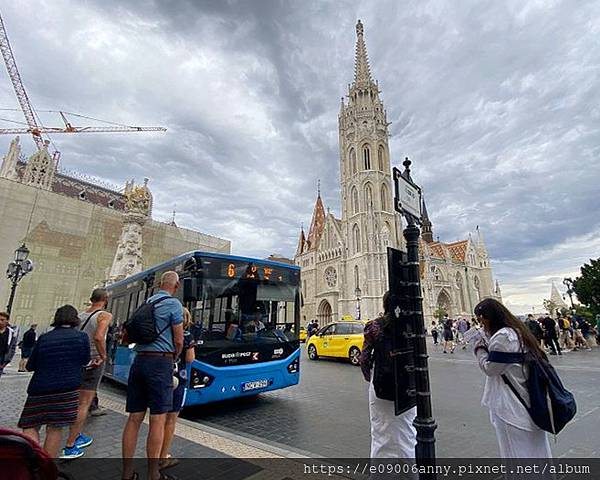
[0,427,70,480]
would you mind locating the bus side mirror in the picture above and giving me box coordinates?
[183,277,200,302]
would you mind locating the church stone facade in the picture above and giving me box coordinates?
[295,21,501,327]
[0,136,230,329]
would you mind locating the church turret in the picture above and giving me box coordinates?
[0,136,21,181]
[421,197,433,243]
[23,140,56,190]
[296,226,306,256]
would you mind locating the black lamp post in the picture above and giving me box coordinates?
[6,243,33,315]
[355,286,362,320]
[562,277,575,309]
[393,157,437,478]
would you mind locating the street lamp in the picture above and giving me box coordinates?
[562,277,575,309]
[5,243,34,315]
[355,286,362,320]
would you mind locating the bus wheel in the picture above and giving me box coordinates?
[349,347,361,366]
[308,344,318,360]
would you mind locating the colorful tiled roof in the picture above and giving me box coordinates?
[446,240,468,262]
[306,194,325,251]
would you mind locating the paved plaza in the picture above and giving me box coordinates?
[182,344,600,458]
[2,343,599,464]
[95,343,600,459]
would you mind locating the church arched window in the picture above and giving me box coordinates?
[378,145,385,171]
[349,148,357,175]
[354,265,359,290]
[363,145,371,170]
[351,186,359,214]
[365,183,373,209]
[381,183,389,211]
[353,224,361,254]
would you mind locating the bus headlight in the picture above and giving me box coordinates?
[287,357,299,374]
[190,368,213,389]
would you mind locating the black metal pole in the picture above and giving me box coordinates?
[6,277,19,315]
[404,217,437,476]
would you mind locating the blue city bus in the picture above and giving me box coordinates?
[104,251,301,406]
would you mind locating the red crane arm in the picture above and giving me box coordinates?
[0,126,166,134]
[0,13,43,150]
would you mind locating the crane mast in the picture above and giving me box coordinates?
[0,12,44,150]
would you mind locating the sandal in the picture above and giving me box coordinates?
[122,473,139,480]
[159,456,180,471]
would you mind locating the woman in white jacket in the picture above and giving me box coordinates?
[472,298,552,458]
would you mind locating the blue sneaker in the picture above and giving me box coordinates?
[74,433,93,449]
[60,445,84,459]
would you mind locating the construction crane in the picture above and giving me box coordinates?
[0,12,165,158]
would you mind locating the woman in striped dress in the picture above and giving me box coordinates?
[18,305,90,458]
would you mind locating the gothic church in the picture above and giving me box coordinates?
[295,21,501,326]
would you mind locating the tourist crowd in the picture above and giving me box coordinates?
[0,271,189,480]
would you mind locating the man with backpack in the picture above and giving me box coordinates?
[61,288,112,459]
[122,271,184,480]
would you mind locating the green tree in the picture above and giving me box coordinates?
[573,258,600,316]
[433,307,447,320]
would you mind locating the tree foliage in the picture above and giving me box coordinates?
[573,257,600,315]
[433,307,448,320]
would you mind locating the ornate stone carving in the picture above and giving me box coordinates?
[108,179,152,283]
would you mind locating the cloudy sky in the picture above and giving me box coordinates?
[1,0,598,313]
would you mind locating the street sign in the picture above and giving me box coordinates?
[393,166,422,221]
[387,246,417,416]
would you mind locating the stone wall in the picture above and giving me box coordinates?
[0,177,230,330]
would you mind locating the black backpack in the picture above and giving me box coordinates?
[372,318,395,401]
[494,351,577,434]
[123,296,170,345]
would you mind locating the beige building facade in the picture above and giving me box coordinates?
[0,138,230,330]
[295,21,501,327]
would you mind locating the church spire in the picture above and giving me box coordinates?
[421,197,434,243]
[353,20,373,88]
[307,190,325,251]
[296,225,306,257]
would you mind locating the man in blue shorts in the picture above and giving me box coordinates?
[122,271,184,480]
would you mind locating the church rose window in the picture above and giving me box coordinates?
[324,267,337,288]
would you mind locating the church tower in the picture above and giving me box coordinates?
[338,20,401,316]
[0,136,21,181]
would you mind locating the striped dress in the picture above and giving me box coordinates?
[18,326,90,430]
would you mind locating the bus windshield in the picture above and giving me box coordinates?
[189,275,299,347]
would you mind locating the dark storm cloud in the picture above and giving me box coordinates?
[0,1,598,311]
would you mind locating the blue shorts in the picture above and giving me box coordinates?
[126,355,174,415]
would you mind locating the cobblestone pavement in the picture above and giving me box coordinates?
[176,343,600,458]
[0,358,321,480]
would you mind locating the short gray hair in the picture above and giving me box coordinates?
[160,271,179,287]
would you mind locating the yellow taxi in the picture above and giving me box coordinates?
[299,326,307,342]
[306,321,365,365]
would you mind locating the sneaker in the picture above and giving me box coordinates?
[60,445,84,460]
[90,406,108,417]
[74,433,93,449]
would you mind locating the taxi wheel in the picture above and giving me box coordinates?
[349,347,361,366]
[308,344,319,360]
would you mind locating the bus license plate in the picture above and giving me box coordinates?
[242,379,269,392]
